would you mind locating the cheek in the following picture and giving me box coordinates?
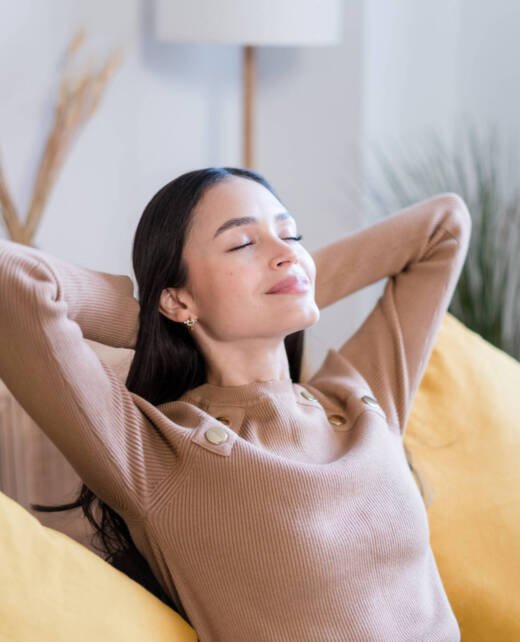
[199,266,268,331]
[198,263,259,303]
[223,266,261,300]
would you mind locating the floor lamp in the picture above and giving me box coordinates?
[155,0,343,169]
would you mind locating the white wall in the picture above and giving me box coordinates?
[2,0,518,375]
[361,0,460,152]
[457,0,520,148]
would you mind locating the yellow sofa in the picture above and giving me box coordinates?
[403,312,520,641]
[0,490,197,642]
[1,312,519,641]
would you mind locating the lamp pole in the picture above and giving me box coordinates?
[242,45,255,169]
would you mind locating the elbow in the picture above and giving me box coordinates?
[0,242,56,302]
[436,192,473,245]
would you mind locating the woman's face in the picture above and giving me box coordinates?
[170,175,319,342]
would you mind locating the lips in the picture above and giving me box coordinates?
[266,274,310,294]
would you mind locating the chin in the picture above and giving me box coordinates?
[288,307,320,333]
[305,308,320,328]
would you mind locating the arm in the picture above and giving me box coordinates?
[0,241,140,348]
[309,193,472,435]
[0,240,177,516]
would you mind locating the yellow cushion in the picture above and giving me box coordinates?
[405,312,520,642]
[0,491,197,642]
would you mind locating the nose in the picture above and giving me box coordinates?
[268,236,300,268]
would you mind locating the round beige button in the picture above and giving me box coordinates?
[328,413,346,426]
[300,390,316,401]
[361,395,380,408]
[204,427,229,445]
[216,416,231,426]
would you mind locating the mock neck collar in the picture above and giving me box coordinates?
[181,378,298,405]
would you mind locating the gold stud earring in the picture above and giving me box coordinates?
[183,317,197,330]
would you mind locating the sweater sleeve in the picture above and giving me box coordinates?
[310,193,472,435]
[0,239,175,516]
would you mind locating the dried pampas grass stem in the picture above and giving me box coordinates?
[0,29,122,246]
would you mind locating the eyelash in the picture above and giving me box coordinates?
[230,234,304,252]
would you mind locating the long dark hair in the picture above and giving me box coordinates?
[30,167,305,615]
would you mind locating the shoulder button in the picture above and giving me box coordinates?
[300,390,317,401]
[361,395,380,408]
[328,413,346,426]
[204,427,229,445]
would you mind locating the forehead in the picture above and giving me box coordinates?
[190,176,288,238]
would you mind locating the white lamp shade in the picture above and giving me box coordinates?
[155,0,344,46]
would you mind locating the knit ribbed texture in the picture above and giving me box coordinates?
[0,193,471,641]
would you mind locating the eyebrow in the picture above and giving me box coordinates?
[213,212,295,239]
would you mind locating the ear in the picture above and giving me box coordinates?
[158,287,194,323]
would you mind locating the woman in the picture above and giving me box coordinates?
[0,167,471,641]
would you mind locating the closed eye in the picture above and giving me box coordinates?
[229,234,303,252]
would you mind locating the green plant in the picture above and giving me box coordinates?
[357,120,520,360]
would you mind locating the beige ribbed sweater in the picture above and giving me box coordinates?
[0,193,471,642]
